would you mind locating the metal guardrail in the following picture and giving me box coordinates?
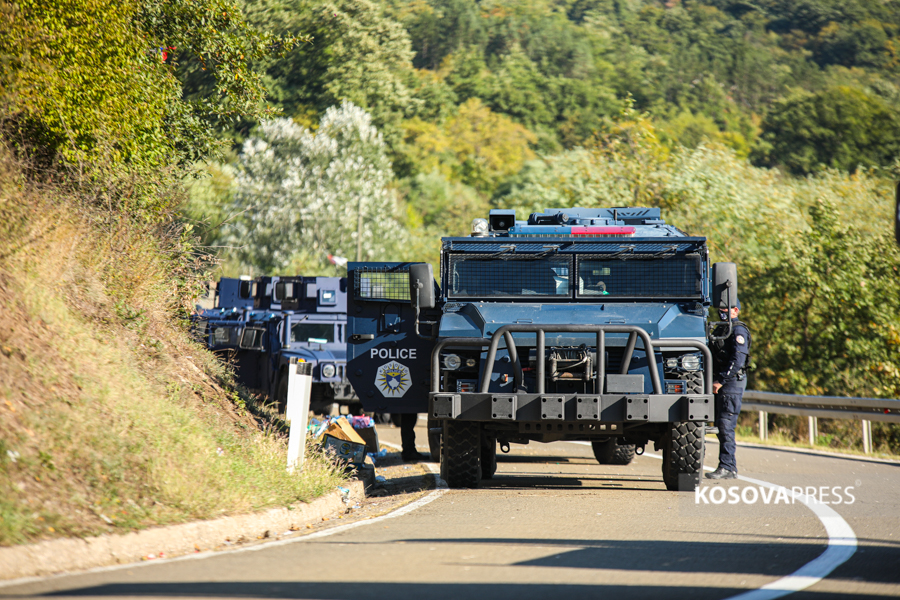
[742,390,900,423]
[742,390,900,454]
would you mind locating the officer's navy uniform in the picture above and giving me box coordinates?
[711,313,751,475]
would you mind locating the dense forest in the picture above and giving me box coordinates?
[184,0,900,268]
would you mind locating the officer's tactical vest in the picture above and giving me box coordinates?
[711,320,752,380]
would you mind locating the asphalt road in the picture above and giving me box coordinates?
[2,420,899,600]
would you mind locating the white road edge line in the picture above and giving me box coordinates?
[1,436,857,598]
[0,443,448,589]
[572,441,858,599]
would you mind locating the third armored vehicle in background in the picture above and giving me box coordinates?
[198,276,358,414]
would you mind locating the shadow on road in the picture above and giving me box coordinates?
[478,474,669,492]
[28,581,891,600]
[495,455,576,464]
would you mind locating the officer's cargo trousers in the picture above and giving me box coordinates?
[714,391,742,472]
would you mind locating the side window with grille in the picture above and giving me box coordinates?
[354,267,410,302]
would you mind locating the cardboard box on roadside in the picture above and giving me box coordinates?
[322,435,367,465]
[323,419,366,444]
[322,419,367,465]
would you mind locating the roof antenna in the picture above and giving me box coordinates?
[613,208,618,223]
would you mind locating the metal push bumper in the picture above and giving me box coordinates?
[430,392,713,423]
[429,323,714,423]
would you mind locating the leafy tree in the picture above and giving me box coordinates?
[657,110,750,157]
[402,171,487,236]
[814,20,891,68]
[220,102,405,274]
[494,102,671,214]
[493,148,627,214]
[755,86,900,175]
[744,199,900,398]
[393,0,487,70]
[0,0,295,215]
[484,45,556,132]
[399,98,537,193]
[440,47,493,104]
[241,0,416,137]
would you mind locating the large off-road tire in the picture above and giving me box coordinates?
[441,420,481,488]
[662,421,705,492]
[480,430,497,480]
[592,439,636,465]
[275,373,289,414]
[683,371,704,394]
[427,418,442,461]
[308,384,334,416]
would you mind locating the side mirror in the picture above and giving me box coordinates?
[239,327,266,351]
[409,263,435,309]
[712,262,738,309]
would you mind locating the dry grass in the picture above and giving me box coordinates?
[735,412,900,461]
[0,154,348,546]
[734,431,900,461]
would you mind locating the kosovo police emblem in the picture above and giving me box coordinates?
[375,361,411,398]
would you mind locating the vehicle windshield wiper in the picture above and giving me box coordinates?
[486,244,517,259]
[651,244,679,258]
[607,244,636,258]
[527,244,563,260]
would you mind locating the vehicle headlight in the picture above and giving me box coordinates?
[665,358,678,369]
[444,354,462,370]
[465,358,477,368]
[681,354,701,371]
[321,364,336,378]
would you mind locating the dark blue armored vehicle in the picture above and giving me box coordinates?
[192,277,255,350]
[347,207,738,490]
[237,276,357,414]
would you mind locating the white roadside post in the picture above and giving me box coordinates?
[862,419,873,455]
[286,359,313,473]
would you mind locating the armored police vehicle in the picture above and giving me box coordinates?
[237,276,357,414]
[347,207,739,491]
[192,277,255,351]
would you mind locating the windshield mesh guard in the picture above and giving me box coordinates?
[576,254,702,298]
[447,254,573,298]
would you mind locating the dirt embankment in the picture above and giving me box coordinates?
[0,157,347,547]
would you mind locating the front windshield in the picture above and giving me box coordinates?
[290,322,335,344]
[447,255,571,298]
[576,255,702,298]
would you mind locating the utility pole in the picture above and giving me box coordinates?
[356,195,363,262]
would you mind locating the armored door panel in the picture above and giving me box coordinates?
[347,263,438,413]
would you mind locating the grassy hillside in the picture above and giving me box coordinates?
[0,155,347,546]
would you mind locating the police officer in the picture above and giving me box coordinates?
[706,299,751,480]
[400,413,429,462]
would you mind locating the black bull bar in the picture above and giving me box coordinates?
[430,324,713,396]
